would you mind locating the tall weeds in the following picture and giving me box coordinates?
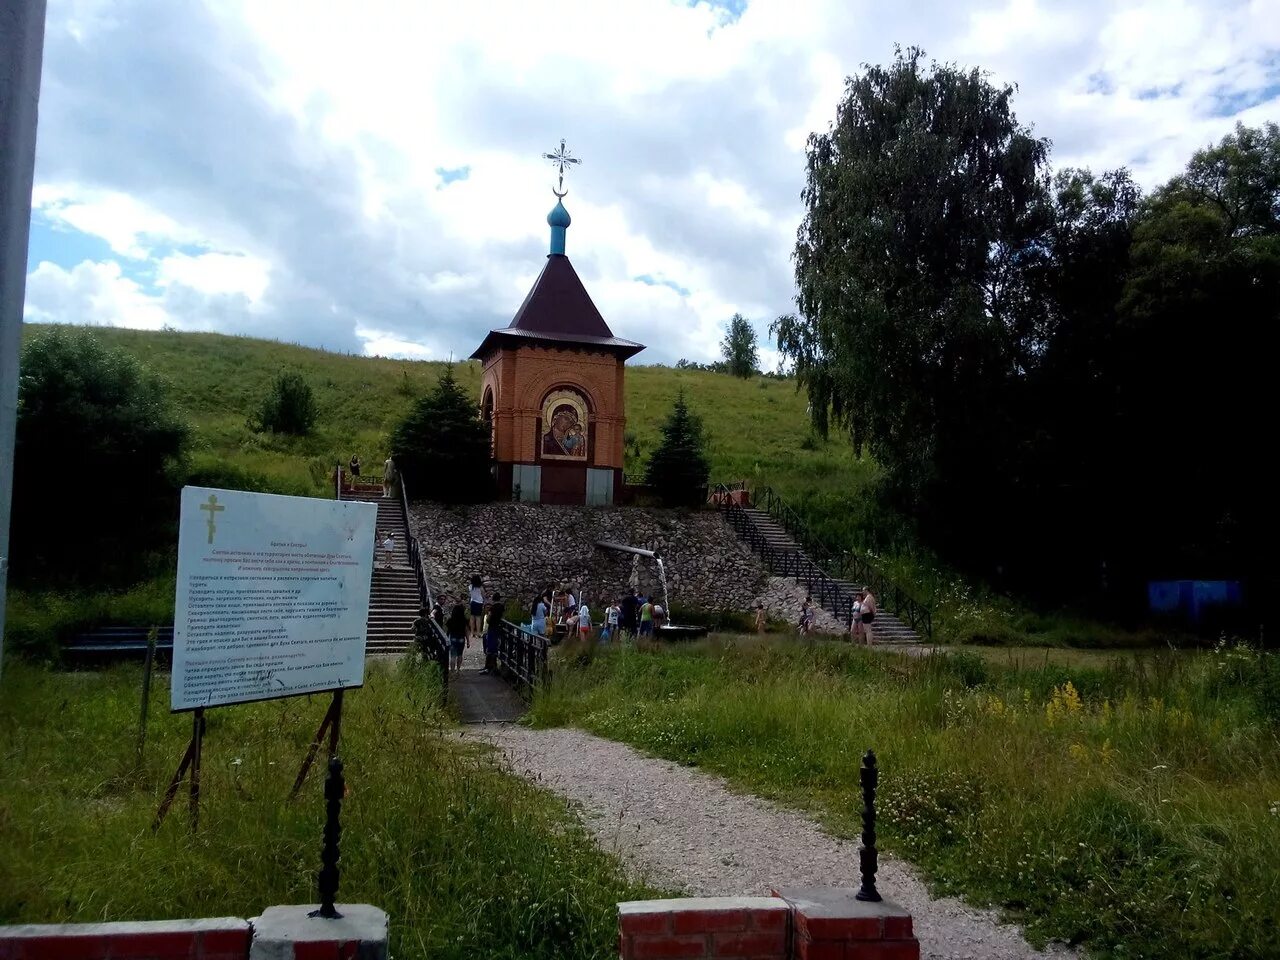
[534,638,1280,959]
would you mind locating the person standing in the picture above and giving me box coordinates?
[799,596,814,635]
[754,602,766,634]
[349,454,361,477]
[850,596,864,644]
[620,589,639,638]
[382,455,397,498]
[577,599,592,641]
[483,592,505,673]
[445,602,469,676]
[381,531,396,570]
[604,600,620,642]
[639,596,654,637]
[859,589,878,646]
[412,604,434,661]
[468,575,485,636]
[531,593,549,637]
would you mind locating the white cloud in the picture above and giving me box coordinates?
[155,251,271,306]
[32,183,202,259]
[24,260,171,329]
[24,0,1280,364]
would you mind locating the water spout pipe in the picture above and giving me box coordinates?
[595,540,661,560]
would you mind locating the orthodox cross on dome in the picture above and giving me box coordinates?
[542,138,581,197]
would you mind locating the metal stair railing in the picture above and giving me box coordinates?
[713,482,932,639]
[335,462,436,639]
[413,614,452,701]
[398,473,433,609]
[496,620,550,694]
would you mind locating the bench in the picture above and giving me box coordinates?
[64,626,174,660]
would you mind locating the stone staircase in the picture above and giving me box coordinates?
[343,490,422,655]
[733,506,923,644]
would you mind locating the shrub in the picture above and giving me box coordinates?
[11,330,189,584]
[390,365,492,503]
[251,370,317,435]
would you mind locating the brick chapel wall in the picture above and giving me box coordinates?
[479,345,626,470]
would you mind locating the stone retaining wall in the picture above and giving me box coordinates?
[410,503,767,613]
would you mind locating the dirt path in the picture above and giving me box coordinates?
[473,725,1075,960]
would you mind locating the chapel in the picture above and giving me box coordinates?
[470,149,644,505]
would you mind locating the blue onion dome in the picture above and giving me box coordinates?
[547,199,572,228]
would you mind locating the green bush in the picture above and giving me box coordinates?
[11,330,189,585]
[251,370,317,435]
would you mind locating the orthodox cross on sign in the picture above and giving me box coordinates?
[542,138,581,197]
[199,494,225,544]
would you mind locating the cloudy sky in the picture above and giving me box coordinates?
[22,0,1280,367]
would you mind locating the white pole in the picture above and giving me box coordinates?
[0,0,48,676]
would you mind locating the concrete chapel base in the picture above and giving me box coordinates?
[248,905,388,960]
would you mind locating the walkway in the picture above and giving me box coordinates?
[473,725,1076,960]
[451,643,526,723]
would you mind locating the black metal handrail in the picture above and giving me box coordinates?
[399,473,433,608]
[414,614,451,700]
[496,620,550,693]
[712,481,933,638]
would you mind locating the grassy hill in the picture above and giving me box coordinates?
[8,325,1164,650]
[23,325,872,504]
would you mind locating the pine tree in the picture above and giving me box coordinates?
[645,391,711,507]
[390,365,493,503]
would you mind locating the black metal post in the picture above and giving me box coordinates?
[313,756,345,919]
[855,749,881,901]
[189,708,205,832]
[136,628,157,766]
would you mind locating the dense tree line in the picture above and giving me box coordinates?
[777,47,1279,613]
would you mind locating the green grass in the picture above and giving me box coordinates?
[0,656,653,959]
[19,325,859,503]
[10,324,1167,650]
[532,637,1280,960]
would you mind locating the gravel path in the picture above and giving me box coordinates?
[472,725,1076,960]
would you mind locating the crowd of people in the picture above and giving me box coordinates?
[413,577,673,673]
[413,576,882,676]
[520,583,669,642]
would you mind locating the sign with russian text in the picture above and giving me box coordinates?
[171,486,377,711]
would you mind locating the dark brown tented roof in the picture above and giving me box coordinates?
[471,254,646,360]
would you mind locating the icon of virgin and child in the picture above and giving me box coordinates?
[541,391,588,460]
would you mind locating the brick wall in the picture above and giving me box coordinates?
[0,905,388,960]
[0,917,250,960]
[618,897,789,960]
[481,344,628,468]
[617,890,919,960]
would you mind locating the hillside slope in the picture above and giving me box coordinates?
[21,325,874,506]
[12,326,1169,648]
